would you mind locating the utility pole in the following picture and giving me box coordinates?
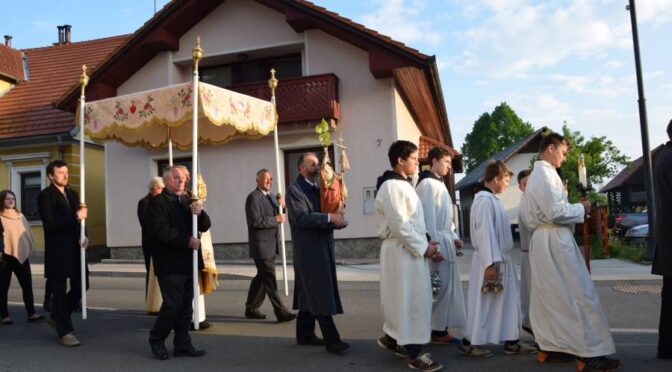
[626,0,656,260]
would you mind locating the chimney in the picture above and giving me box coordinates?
[3,35,11,47]
[64,25,71,44]
[57,25,65,44]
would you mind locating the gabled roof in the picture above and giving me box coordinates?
[0,44,25,83]
[0,35,128,141]
[600,144,664,192]
[456,128,545,190]
[57,0,454,148]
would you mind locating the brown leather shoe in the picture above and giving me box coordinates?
[59,333,81,347]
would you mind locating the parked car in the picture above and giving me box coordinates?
[624,224,648,246]
[613,211,648,237]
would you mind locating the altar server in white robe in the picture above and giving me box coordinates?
[375,140,444,372]
[416,147,466,345]
[459,161,536,358]
[520,132,619,371]
[516,169,533,337]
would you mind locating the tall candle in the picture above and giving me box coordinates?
[578,154,587,187]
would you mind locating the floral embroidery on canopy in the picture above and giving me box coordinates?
[77,82,277,149]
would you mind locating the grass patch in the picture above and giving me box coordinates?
[574,232,609,259]
[609,239,648,263]
[572,231,647,262]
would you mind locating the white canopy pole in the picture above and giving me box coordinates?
[191,37,203,330]
[79,65,88,320]
[168,137,174,165]
[268,69,288,296]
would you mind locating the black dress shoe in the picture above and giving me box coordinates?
[190,321,212,331]
[174,346,206,357]
[326,341,350,354]
[276,313,297,323]
[150,343,169,360]
[245,310,267,319]
[297,335,327,346]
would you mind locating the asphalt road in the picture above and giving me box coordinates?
[0,276,668,372]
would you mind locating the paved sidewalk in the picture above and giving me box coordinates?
[29,246,658,282]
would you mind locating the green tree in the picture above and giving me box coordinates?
[461,102,535,171]
[553,125,630,203]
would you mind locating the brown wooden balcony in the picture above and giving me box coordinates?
[229,73,339,125]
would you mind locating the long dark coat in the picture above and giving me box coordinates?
[653,141,672,276]
[245,188,280,260]
[286,176,343,316]
[137,193,153,270]
[37,183,87,279]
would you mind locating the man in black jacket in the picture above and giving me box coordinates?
[37,160,88,347]
[147,166,211,360]
[244,169,295,322]
[654,119,672,359]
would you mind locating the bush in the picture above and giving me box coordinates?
[609,239,648,263]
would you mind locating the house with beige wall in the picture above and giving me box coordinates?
[58,0,459,259]
[455,128,546,239]
[0,30,125,255]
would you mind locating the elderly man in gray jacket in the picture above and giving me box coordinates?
[244,169,296,323]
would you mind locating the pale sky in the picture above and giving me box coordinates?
[4,0,671,180]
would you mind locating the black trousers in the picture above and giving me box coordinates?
[50,273,88,337]
[149,274,193,349]
[245,257,290,317]
[0,255,36,318]
[296,310,341,345]
[142,245,151,296]
[659,276,672,358]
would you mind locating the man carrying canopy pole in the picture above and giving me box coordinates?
[38,160,88,347]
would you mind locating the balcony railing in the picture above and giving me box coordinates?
[229,73,339,124]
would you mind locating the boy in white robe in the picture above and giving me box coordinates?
[520,132,619,371]
[375,140,443,372]
[516,169,533,337]
[416,147,466,345]
[459,161,536,358]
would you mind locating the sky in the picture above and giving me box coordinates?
[4,0,671,182]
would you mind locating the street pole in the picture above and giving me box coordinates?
[626,0,656,261]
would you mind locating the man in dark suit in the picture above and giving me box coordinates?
[37,160,88,347]
[244,169,296,323]
[654,119,672,359]
[147,166,210,360]
[286,152,349,354]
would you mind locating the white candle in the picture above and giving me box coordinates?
[578,154,587,187]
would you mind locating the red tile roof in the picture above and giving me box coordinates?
[0,35,128,140]
[0,44,25,82]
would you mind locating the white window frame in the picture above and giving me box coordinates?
[10,165,47,225]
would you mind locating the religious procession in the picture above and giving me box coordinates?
[1,1,670,372]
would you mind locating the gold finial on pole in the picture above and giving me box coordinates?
[268,68,278,96]
[79,64,89,97]
[192,36,203,71]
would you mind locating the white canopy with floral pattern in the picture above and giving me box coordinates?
[78,82,276,148]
